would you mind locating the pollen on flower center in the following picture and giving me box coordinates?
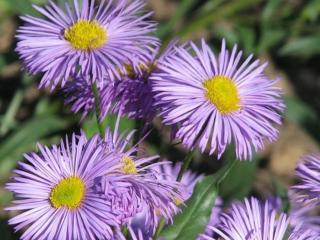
[64,20,107,50]
[203,75,240,114]
[121,156,137,174]
[50,176,85,209]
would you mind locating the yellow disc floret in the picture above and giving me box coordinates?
[50,176,85,209]
[121,156,137,174]
[203,75,240,114]
[64,20,107,50]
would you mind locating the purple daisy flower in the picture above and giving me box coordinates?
[291,154,320,205]
[6,132,122,240]
[63,75,116,120]
[17,0,158,89]
[63,68,156,121]
[63,41,178,122]
[152,39,284,160]
[95,119,184,234]
[206,197,289,240]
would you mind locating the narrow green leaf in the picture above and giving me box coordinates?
[179,0,262,39]
[0,90,23,136]
[156,0,198,39]
[159,174,218,240]
[5,0,40,16]
[284,96,317,124]
[0,115,69,178]
[280,35,320,57]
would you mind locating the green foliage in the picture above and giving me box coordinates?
[218,148,259,202]
[159,175,218,240]
[0,115,69,179]
[280,35,320,57]
[1,0,320,238]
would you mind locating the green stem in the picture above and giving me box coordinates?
[176,151,194,182]
[133,119,143,146]
[92,83,104,137]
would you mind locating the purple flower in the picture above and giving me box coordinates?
[6,132,121,240]
[206,197,289,240]
[96,120,184,234]
[152,39,284,160]
[63,41,179,122]
[63,75,117,120]
[291,154,320,205]
[17,0,158,89]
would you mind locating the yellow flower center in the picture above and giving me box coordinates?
[203,75,240,114]
[50,176,85,209]
[121,156,137,174]
[64,20,107,50]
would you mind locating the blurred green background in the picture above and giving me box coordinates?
[1,0,320,239]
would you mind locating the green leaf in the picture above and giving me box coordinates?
[156,0,197,39]
[5,0,40,16]
[159,174,218,240]
[280,35,320,57]
[179,0,263,39]
[0,115,69,179]
[284,96,320,142]
[284,96,317,125]
[0,90,23,136]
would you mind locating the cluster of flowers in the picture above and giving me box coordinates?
[6,0,320,239]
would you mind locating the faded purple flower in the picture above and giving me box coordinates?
[152,39,284,160]
[6,132,121,240]
[17,0,158,89]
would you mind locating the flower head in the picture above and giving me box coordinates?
[152,39,284,160]
[17,0,158,89]
[95,119,184,233]
[63,41,179,122]
[291,154,320,205]
[6,132,121,239]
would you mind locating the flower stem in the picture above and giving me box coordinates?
[133,119,143,146]
[176,151,194,182]
[92,83,104,137]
